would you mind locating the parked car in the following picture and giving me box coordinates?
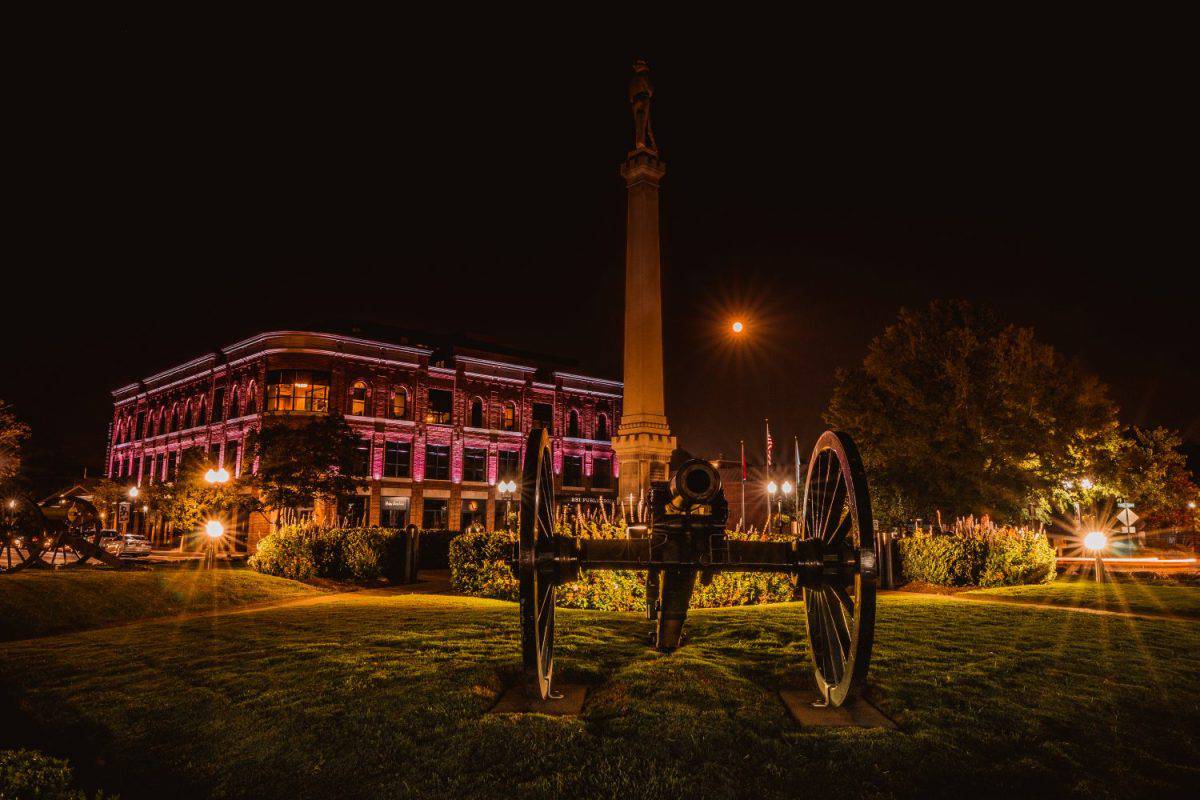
[102,532,153,559]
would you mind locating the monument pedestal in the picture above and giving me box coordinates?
[613,424,675,500]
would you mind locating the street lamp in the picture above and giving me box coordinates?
[1083,530,1107,584]
[204,468,230,484]
[497,480,518,531]
[203,519,223,569]
[128,486,139,499]
[731,320,744,334]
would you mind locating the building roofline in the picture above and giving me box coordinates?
[111,330,622,398]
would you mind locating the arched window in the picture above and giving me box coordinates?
[196,397,207,427]
[568,409,581,438]
[246,382,258,414]
[228,387,239,419]
[391,387,408,419]
[595,413,608,440]
[349,380,369,415]
[166,403,176,434]
[501,402,517,431]
[470,397,485,428]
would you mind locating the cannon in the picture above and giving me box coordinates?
[511,428,877,707]
[0,494,123,573]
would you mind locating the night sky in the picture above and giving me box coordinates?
[4,27,1197,489]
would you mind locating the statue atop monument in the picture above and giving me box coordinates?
[629,59,658,154]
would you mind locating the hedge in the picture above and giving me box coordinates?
[896,527,1056,587]
[249,525,413,582]
[449,527,795,610]
[0,748,105,799]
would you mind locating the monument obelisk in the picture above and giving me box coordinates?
[612,59,676,499]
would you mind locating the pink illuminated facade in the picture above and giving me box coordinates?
[108,331,621,550]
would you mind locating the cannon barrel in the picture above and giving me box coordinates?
[668,459,722,508]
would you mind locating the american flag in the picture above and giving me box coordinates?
[765,420,774,467]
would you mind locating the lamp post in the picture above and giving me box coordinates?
[203,519,224,569]
[497,480,517,531]
[1083,530,1107,584]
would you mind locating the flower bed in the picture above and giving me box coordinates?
[449,525,795,610]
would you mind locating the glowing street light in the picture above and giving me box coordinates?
[1083,530,1107,584]
[128,486,139,499]
[1188,501,1197,510]
[766,481,778,496]
[204,468,230,484]
[731,320,744,334]
[205,519,224,539]
[1079,478,1094,491]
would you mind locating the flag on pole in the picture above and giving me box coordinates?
[740,440,747,481]
[765,420,774,467]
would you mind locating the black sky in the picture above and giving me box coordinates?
[4,21,1197,489]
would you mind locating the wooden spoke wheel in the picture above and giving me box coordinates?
[517,428,558,700]
[800,431,877,707]
[39,496,104,569]
[1,495,46,574]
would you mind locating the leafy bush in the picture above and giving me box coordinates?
[896,526,1056,587]
[0,749,105,799]
[449,527,794,610]
[250,525,415,582]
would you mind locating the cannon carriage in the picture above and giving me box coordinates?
[0,494,123,573]
[512,428,877,707]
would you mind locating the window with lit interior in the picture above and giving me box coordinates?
[349,380,369,415]
[392,387,409,419]
[266,370,331,412]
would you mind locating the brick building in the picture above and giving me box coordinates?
[108,330,622,551]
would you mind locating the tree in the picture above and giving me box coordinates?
[149,448,254,535]
[824,300,1120,526]
[1110,426,1199,531]
[246,412,362,521]
[0,399,31,484]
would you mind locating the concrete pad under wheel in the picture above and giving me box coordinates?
[489,684,588,716]
[779,690,897,730]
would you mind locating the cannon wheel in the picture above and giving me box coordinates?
[1,495,46,574]
[39,496,105,569]
[800,430,877,707]
[518,427,558,700]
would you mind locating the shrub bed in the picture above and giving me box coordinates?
[449,528,794,610]
[249,525,413,582]
[0,748,103,799]
[896,527,1056,587]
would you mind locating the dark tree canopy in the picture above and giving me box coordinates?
[824,300,1122,525]
[246,412,362,513]
[0,399,30,485]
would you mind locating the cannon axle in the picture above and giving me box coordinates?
[513,429,877,708]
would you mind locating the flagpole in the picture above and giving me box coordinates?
[739,439,747,531]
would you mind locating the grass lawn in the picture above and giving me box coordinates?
[0,566,325,642]
[1,586,1197,799]
[966,578,1200,619]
